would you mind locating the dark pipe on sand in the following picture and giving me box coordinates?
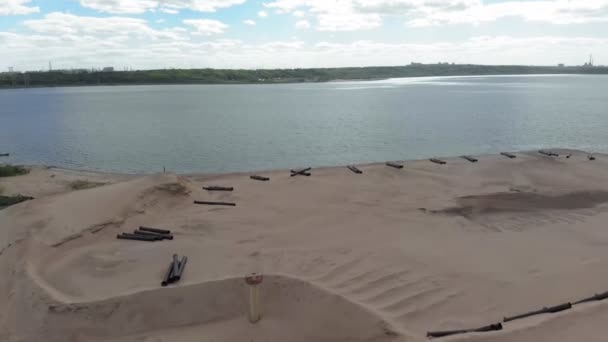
[503,302,572,323]
[173,256,188,281]
[427,323,502,338]
[573,291,608,305]
[250,175,270,181]
[347,165,363,174]
[194,200,236,206]
[538,150,559,157]
[116,233,156,242]
[139,227,171,235]
[133,230,173,240]
[290,167,312,177]
[169,254,180,282]
[161,257,176,286]
[203,186,234,191]
[386,162,403,169]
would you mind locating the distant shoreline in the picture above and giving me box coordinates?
[7,148,600,177]
[2,63,607,89]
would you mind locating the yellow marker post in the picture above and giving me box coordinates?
[245,273,263,323]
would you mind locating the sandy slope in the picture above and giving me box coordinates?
[1,149,608,342]
[0,166,133,198]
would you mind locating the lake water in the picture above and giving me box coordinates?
[1,74,607,174]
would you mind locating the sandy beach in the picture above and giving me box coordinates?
[1,149,608,342]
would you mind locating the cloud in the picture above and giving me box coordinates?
[295,20,310,29]
[292,10,305,17]
[264,0,383,31]
[78,0,158,14]
[183,19,229,35]
[3,19,607,71]
[160,7,179,14]
[0,0,39,15]
[244,19,256,25]
[78,0,246,14]
[258,10,268,17]
[264,0,608,30]
[353,0,479,14]
[400,0,608,26]
[23,12,186,40]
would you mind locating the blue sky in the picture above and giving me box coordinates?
[1,0,607,71]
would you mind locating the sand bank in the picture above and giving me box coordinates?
[1,149,608,341]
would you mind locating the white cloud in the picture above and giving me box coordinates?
[3,18,608,71]
[78,0,157,14]
[78,0,246,14]
[264,0,382,31]
[292,10,305,17]
[244,19,256,25]
[23,12,186,40]
[160,7,179,14]
[258,10,268,17]
[0,0,39,15]
[295,20,310,29]
[183,19,229,35]
[387,0,608,26]
[264,0,608,30]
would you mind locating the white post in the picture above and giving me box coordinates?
[245,273,263,323]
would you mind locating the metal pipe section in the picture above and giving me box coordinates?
[203,186,234,191]
[169,254,180,282]
[139,226,171,235]
[131,231,164,240]
[347,165,363,174]
[173,256,188,281]
[116,233,156,242]
[160,262,173,286]
[133,230,173,240]
[290,167,312,177]
[386,162,403,169]
[193,200,236,206]
[574,291,608,305]
[503,302,572,323]
[427,323,502,338]
[539,150,559,157]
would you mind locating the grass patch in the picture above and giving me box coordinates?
[0,194,33,209]
[0,165,29,177]
[69,180,106,190]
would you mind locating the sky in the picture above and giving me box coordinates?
[1,0,607,71]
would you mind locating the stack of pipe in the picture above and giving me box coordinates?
[117,227,173,241]
[161,254,188,286]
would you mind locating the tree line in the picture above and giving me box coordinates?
[1,64,607,88]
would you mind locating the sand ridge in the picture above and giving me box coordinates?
[2,149,608,341]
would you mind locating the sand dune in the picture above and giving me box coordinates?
[2,149,608,341]
[20,274,399,342]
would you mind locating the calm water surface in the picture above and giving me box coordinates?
[1,75,607,174]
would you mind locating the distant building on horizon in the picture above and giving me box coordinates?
[102,67,115,72]
[583,55,594,67]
